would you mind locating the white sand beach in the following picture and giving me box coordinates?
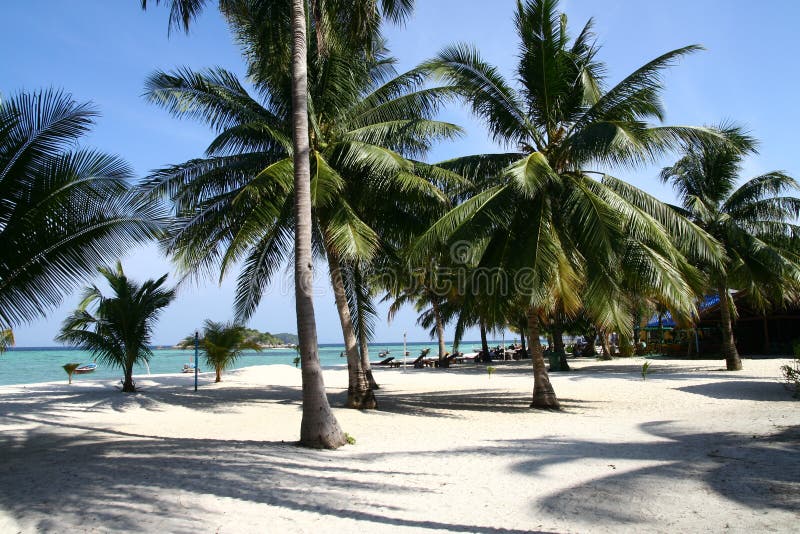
[0,357,797,533]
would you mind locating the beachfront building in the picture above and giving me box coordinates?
[644,295,800,356]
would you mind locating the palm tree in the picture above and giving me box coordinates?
[144,34,457,409]
[141,0,415,448]
[0,89,162,332]
[196,320,262,382]
[660,126,800,370]
[414,0,719,408]
[56,262,176,392]
[383,252,459,362]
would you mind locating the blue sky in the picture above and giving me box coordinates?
[2,0,798,346]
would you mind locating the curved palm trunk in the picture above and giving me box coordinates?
[431,299,447,361]
[291,0,346,448]
[327,251,377,409]
[527,308,560,409]
[717,283,742,370]
[215,366,222,383]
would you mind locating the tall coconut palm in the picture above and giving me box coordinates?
[0,89,162,332]
[144,35,458,409]
[56,262,176,392]
[196,320,262,382]
[414,0,719,408]
[141,0,414,448]
[660,126,800,370]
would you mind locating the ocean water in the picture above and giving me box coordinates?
[0,340,509,386]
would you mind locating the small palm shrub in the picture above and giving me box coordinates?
[641,361,652,380]
[781,342,800,398]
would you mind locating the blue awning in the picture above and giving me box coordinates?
[645,295,720,328]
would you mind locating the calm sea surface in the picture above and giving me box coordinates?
[0,340,509,386]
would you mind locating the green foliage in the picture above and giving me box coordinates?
[414,0,718,344]
[782,344,800,398]
[143,20,458,325]
[56,262,175,392]
[178,328,294,348]
[0,89,163,330]
[195,320,263,382]
[780,359,800,398]
[241,328,288,346]
[487,365,496,378]
[641,361,652,380]
[0,329,14,355]
[661,125,800,317]
[292,355,301,368]
[273,333,299,345]
[344,432,356,445]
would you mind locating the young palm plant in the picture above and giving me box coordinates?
[57,262,176,392]
[0,89,162,331]
[144,30,458,408]
[197,320,262,382]
[414,0,719,408]
[661,126,800,370]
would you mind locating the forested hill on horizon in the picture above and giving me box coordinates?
[176,329,298,347]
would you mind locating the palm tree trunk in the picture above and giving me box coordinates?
[527,308,560,409]
[717,283,742,370]
[327,251,376,409]
[291,0,346,448]
[122,364,135,393]
[431,299,447,361]
[551,308,570,371]
[479,320,489,358]
[518,318,527,357]
[215,366,222,383]
[353,265,378,390]
[359,327,379,390]
[598,328,612,360]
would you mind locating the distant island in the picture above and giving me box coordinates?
[243,329,298,348]
[175,329,297,349]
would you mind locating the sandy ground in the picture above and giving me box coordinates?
[0,356,797,533]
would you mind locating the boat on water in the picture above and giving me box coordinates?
[74,363,97,374]
[182,363,197,374]
[378,349,391,357]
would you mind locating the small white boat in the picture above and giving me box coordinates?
[182,363,197,374]
[74,363,97,374]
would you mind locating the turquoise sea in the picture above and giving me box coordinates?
[0,340,508,386]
